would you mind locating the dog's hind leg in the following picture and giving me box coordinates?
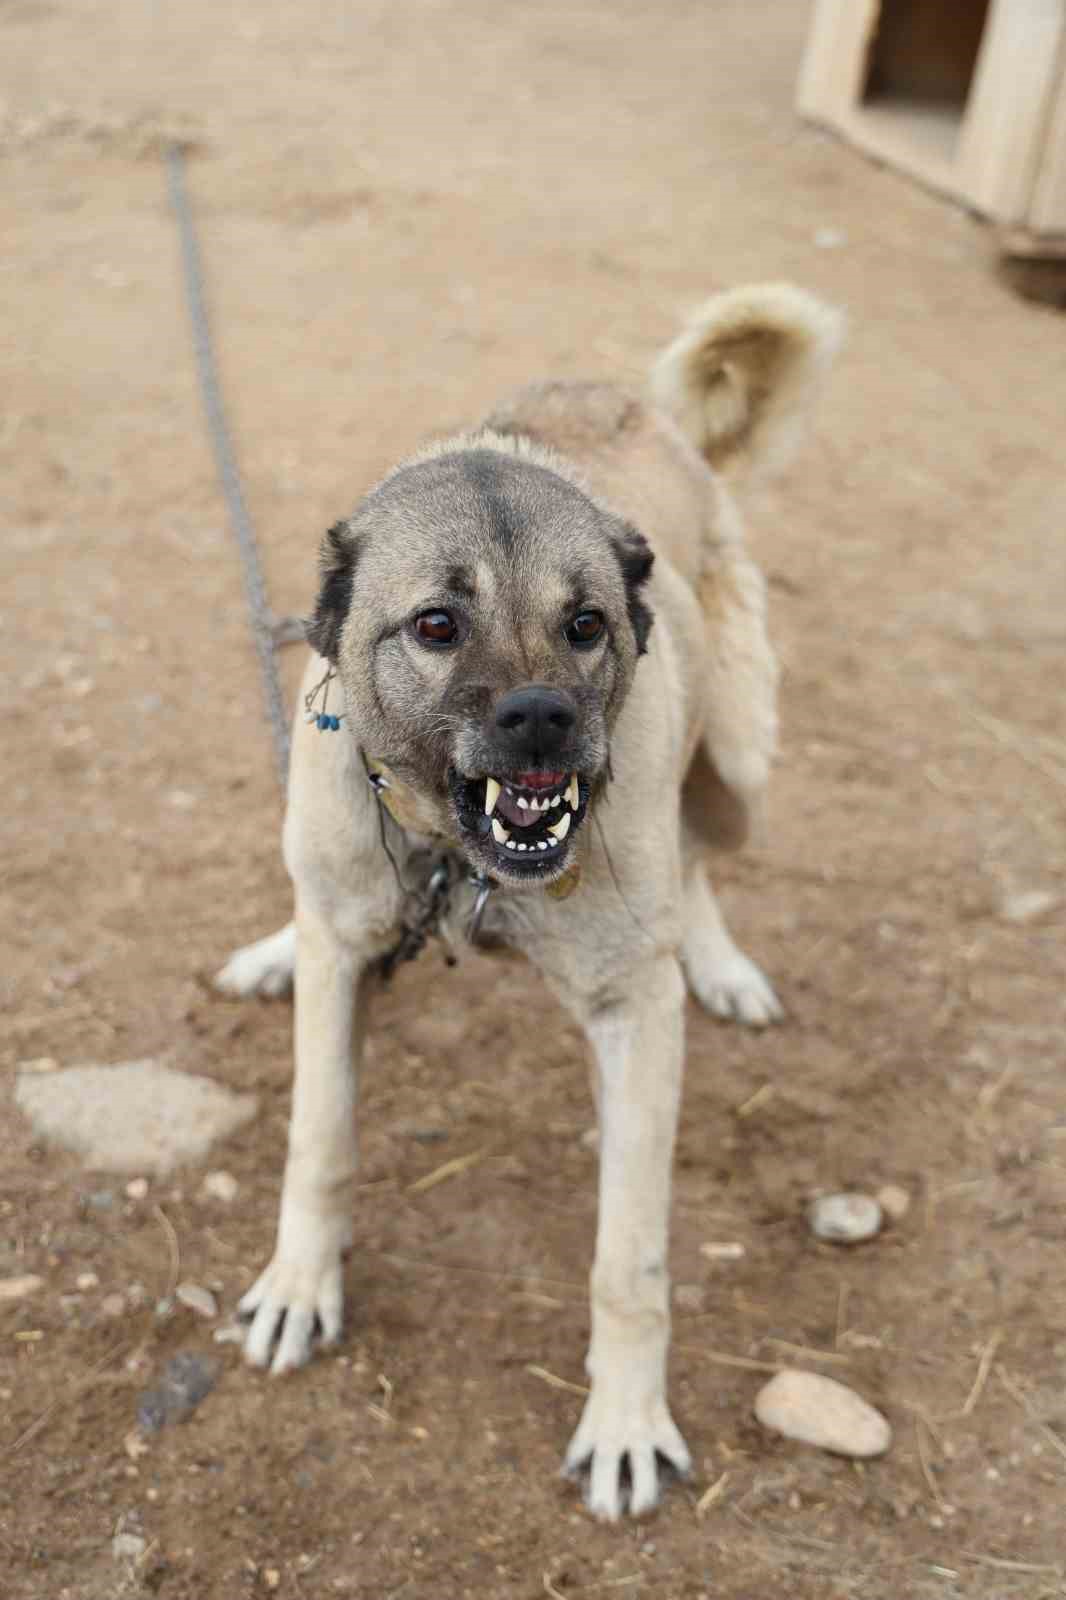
[680,836,783,1028]
[214,921,296,999]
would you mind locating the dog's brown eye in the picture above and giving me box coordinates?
[414,610,459,645]
[565,610,605,647]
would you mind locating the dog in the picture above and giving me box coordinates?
[216,284,841,1519]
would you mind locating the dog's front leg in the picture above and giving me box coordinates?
[241,900,366,1375]
[564,954,691,1519]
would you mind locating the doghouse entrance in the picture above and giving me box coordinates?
[861,0,991,160]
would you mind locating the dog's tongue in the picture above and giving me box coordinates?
[495,789,541,828]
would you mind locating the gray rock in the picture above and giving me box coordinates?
[15,1059,258,1174]
[809,1192,882,1243]
[137,1351,218,1431]
[755,1370,891,1458]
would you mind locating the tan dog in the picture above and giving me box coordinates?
[216,284,841,1519]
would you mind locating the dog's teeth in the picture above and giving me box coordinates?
[491,818,510,845]
[484,777,501,816]
[566,774,579,810]
[548,812,571,842]
[550,794,561,808]
[537,840,548,850]
[517,795,529,810]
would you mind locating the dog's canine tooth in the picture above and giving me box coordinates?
[548,812,571,842]
[484,777,501,815]
[566,773,579,810]
[491,818,510,845]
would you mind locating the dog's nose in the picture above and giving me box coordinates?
[494,685,577,759]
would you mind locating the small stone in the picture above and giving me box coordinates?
[124,1428,150,1460]
[202,1170,238,1203]
[86,1188,116,1211]
[699,1241,746,1261]
[212,1321,245,1345]
[176,1282,217,1319]
[137,1351,218,1431]
[875,1184,911,1222]
[809,1192,882,1244]
[76,1271,100,1291]
[101,1292,127,1317]
[755,1370,891,1457]
[1001,889,1058,924]
[263,1569,281,1590]
[125,1177,149,1200]
[0,1274,44,1301]
[580,1127,600,1150]
[112,1532,147,1564]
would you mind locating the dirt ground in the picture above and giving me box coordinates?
[3,2,1066,1596]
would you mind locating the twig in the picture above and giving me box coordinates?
[407,1148,489,1194]
[956,1329,1003,1418]
[914,1416,949,1514]
[675,1344,780,1373]
[153,1204,181,1298]
[735,1084,774,1118]
[695,1469,730,1518]
[6,1342,128,1454]
[960,1552,1064,1575]
[765,1339,851,1365]
[526,1365,589,1397]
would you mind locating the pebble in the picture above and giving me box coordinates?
[809,1192,882,1243]
[755,1370,892,1458]
[76,1271,100,1291]
[176,1281,218,1319]
[1000,889,1058,924]
[112,1532,148,1565]
[876,1183,911,1222]
[125,1177,149,1200]
[0,1274,43,1301]
[137,1351,218,1431]
[202,1170,238,1203]
[699,1241,746,1261]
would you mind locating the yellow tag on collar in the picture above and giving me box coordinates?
[546,862,582,900]
[365,758,449,839]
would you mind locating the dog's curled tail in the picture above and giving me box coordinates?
[650,283,843,479]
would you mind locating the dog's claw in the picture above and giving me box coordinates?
[239,1254,343,1375]
[563,1398,691,1520]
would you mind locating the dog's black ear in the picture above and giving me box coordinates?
[305,520,358,662]
[611,521,655,657]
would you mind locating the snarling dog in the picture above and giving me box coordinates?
[216,284,841,1519]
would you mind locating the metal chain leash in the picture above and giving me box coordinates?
[165,144,293,792]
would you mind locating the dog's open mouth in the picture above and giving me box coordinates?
[448,767,590,880]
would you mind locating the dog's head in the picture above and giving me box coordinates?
[307,436,654,886]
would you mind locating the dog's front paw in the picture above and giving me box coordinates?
[239,1251,344,1376]
[563,1390,691,1520]
[686,946,784,1028]
[214,923,296,999]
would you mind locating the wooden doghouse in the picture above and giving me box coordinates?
[798,0,1066,260]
